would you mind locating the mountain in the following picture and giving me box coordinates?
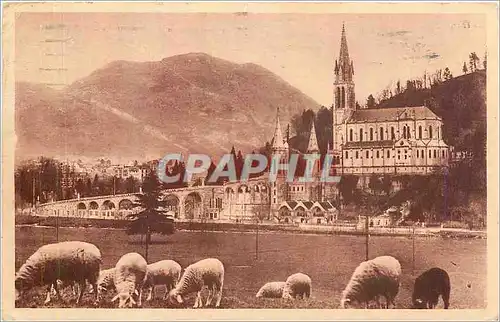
[15,53,321,162]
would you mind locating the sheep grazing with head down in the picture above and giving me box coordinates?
[340,256,401,309]
[143,260,182,301]
[15,241,101,305]
[95,268,117,303]
[282,273,312,300]
[256,281,286,298]
[111,252,148,308]
[166,258,224,308]
[412,267,451,309]
[51,280,80,298]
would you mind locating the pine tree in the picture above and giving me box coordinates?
[463,62,468,74]
[236,150,244,180]
[126,172,174,261]
[443,67,453,80]
[366,94,376,108]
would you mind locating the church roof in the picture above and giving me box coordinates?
[344,140,395,149]
[317,201,336,210]
[307,121,320,152]
[271,108,287,150]
[348,106,440,124]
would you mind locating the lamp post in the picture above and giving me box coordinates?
[365,213,369,261]
[412,224,416,275]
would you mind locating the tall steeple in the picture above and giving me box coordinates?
[307,120,320,153]
[271,107,287,152]
[335,24,354,81]
[331,23,357,169]
[335,23,354,83]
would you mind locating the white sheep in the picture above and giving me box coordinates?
[143,260,182,301]
[95,268,117,303]
[282,273,312,300]
[256,281,286,298]
[111,252,148,308]
[51,280,95,297]
[340,255,402,309]
[15,241,102,305]
[166,258,224,308]
[50,280,81,297]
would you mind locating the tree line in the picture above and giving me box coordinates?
[15,157,142,208]
[364,51,487,108]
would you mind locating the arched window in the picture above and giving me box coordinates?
[429,125,433,139]
[433,150,437,158]
[429,150,432,158]
[349,129,353,142]
[407,126,411,139]
[359,128,363,142]
[387,150,390,158]
[341,87,346,109]
[335,87,340,108]
[355,151,359,159]
[376,151,380,158]
[418,126,422,139]
[345,151,348,159]
[369,128,373,141]
[417,150,419,158]
[421,149,424,159]
[437,126,440,139]
[391,127,395,140]
[402,126,407,139]
[379,127,384,140]
[366,151,369,158]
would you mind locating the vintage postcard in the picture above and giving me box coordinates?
[2,1,499,321]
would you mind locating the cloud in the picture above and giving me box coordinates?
[378,30,411,37]
[424,52,440,59]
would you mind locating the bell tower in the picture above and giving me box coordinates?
[332,23,356,161]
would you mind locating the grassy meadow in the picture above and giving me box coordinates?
[14,226,487,309]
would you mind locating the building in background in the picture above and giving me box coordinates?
[329,24,451,177]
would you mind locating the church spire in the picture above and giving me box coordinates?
[335,22,353,82]
[271,107,286,151]
[307,120,320,153]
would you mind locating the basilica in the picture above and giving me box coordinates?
[265,24,451,220]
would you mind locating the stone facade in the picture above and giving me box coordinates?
[330,25,451,175]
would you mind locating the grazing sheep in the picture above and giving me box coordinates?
[256,281,286,298]
[51,280,95,297]
[15,241,101,305]
[166,258,224,308]
[143,260,182,301]
[111,252,148,308]
[50,280,81,297]
[282,273,312,300]
[412,267,451,309]
[340,256,401,309]
[95,268,117,303]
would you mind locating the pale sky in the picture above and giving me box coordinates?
[16,12,487,106]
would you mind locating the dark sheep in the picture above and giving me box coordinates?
[412,267,451,309]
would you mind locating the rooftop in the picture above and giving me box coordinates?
[348,106,440,123]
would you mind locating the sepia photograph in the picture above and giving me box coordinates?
[2,1,499,320]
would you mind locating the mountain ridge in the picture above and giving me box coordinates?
[15,53,322,163]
